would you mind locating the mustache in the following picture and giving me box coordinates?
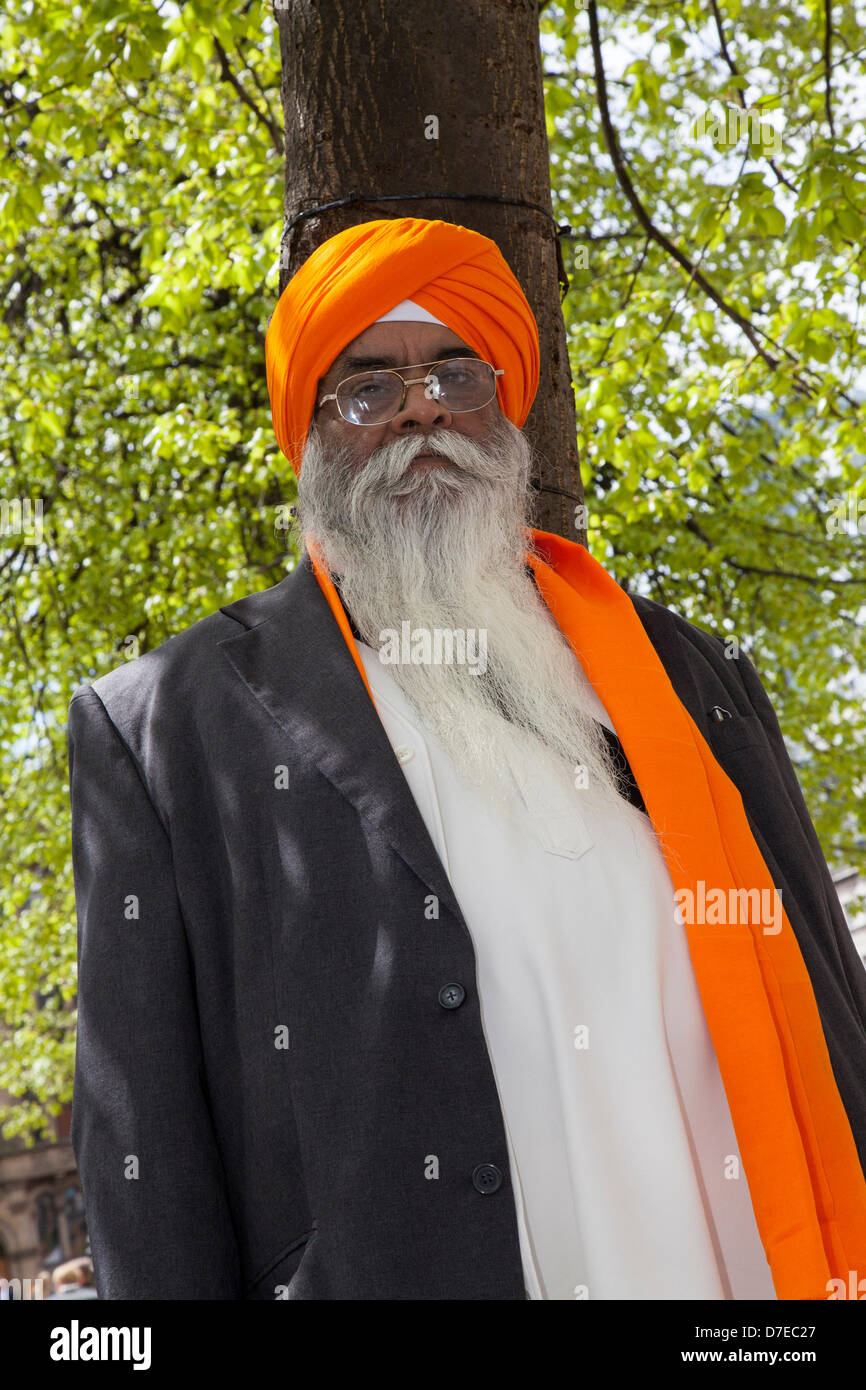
[354,419,517,498]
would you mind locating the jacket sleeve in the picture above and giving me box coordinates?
[728,645,866,1025]
[67,684,241,1299]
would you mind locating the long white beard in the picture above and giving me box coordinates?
[295,410,627,816]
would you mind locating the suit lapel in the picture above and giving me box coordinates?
[628,592,707,729]
[216,553,466,923]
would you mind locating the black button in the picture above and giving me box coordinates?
[438,982,465,1009]
[472,1163,502,1194]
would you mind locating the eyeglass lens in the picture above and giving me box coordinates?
[336,358,496,425]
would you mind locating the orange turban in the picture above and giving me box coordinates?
[265,217,540,475]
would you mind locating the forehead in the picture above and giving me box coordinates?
[327,321,474,375]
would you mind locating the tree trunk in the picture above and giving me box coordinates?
[275,0,583,542]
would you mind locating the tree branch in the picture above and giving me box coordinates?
[213,36,282,156]
[823,0,836,139]
[724,559,866,587]
[586,0,850,410]
[709,0,798,192]
[586,1,779,371]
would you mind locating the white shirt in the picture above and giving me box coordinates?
[356,640,777,1301]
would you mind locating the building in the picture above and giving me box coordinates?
[0,1099,87,1295]
[833,865,866,967]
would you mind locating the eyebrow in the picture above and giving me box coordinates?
[335,345,482,375]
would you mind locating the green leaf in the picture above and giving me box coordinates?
[762,206,786,236]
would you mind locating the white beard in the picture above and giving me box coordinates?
[294,410,627,818]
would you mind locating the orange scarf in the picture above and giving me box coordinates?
[307,527,866,1299]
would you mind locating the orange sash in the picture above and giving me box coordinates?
[307,527,866,1299]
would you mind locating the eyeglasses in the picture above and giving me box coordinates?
[317,357,504,426]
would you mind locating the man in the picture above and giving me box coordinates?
[68,216,866,1301]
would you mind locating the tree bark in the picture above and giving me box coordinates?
[275,0,583,541]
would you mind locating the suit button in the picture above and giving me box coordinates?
[472,1163,502,1194]
[438,982,466,1009]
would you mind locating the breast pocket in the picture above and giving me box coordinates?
[705,711,768,758]
[506,753,596,860]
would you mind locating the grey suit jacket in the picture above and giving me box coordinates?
[67,550,866,1299]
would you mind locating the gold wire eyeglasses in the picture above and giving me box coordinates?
[317,357,504,426]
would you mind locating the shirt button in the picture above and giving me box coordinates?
[438,982,466,1009]
[472,1163,502,1194]
[395,745,414,764]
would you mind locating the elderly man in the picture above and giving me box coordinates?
[68,217,866,1302]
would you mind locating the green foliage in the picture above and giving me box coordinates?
[540,0,866,880]
[1,0,864,1140]
[0,0,289,1140]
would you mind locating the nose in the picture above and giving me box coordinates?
[388,379,453,435]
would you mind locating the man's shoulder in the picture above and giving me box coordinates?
[67,565,301,725]
[628,589,728,657]
[626,589,763,710]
